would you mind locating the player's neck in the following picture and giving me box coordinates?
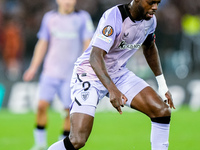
[58,8,74,15]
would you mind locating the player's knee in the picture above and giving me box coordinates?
[73,137,86,149]
[160,106,171,117]
[148,106,171,123]
[37,101,49,113]
[151,104,171,118]
[70,136,86,149]
[64,108,70,118]
[150,107,171,124]
[72,140,85,149]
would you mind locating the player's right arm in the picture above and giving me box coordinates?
[89,46,127,114]
[23,12,50,82]
[142,36,175,109]
[23,39,48,81]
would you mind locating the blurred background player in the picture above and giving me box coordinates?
[23,0,94,149]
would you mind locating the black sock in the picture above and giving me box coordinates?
[63,131,70,137]
[36,125,45,130]
[151,116,171,124]
[63,136,77,150]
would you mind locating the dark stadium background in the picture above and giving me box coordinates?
[0,0,200,112]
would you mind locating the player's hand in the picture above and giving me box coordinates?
[23,68,36,81]
[109,91,128,114]
[164,91,175,109]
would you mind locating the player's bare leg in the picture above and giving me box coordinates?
[64,109,70,131]
[31,100,49,150]
[48,112,94,150]
[131,86,171,150]
[37,100,49,126]
[69,113,94,149]
[59,108,71,140]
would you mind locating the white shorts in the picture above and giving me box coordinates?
[70,70,149,117]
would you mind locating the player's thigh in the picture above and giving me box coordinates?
[115,71,170,118]
[130,86,171,118]
[70,110,94,143]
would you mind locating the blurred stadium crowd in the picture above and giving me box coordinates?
[0,0,200,80]
[0,0,200,111]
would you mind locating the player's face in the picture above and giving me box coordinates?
[138,0,161,20]
[56,0,77,14]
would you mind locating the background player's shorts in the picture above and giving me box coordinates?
[70,70,149,116]
[39,74,71,108]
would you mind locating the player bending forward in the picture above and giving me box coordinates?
[48,0,175,150]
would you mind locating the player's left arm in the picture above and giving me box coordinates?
[142,36,175,109]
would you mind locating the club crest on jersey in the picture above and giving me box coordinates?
[102,25,113,37]
[81,91,89,101]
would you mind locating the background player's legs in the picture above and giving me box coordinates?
[31,100,49,150]
[37,100,50,126]
[58,79,72,140]
[63,109,70,132]
[59,108,70,140]
[130,86,171,150]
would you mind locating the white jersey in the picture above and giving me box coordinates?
[74,4,156,80]
[37,10,94,80]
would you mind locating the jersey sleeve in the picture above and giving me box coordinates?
[143,15,157,45]
[91,7,122,53]
[37,12,51,41]
[81,11,95,40]
[149,15,157,34]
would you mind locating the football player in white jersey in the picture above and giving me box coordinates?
[48,0,175,150]
[23,0,94,149]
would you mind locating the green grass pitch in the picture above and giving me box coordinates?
[0,106,200,150]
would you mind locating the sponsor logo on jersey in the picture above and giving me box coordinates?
[118,40,141,50]
[51,30,78,39]
[102,25,113,37]
[96,34,112,43]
